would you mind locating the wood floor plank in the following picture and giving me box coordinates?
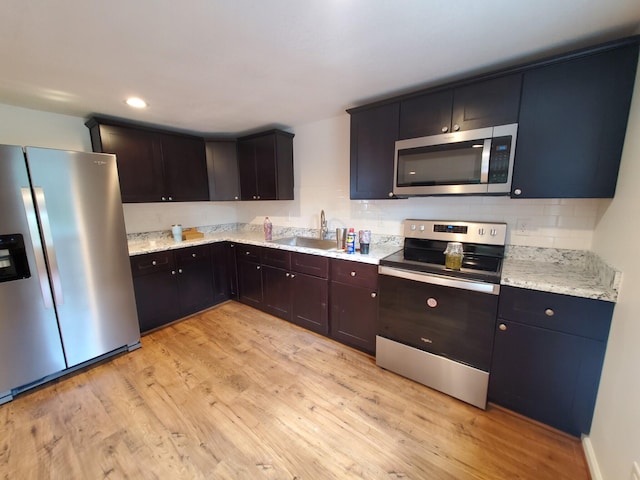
[0,301,590,479]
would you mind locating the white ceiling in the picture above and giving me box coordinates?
[1,0,639,136]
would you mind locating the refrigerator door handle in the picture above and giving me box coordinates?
[32,187,64,306]
[21,187,54,309]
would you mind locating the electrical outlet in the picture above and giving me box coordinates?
[631,461,640,480]
[515,218,534,236]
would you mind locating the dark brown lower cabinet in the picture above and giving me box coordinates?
[489,285,614,436]
[329,259,379,354]
[130,245,216,333]
[291,272,328,335]
[237,259,263,309]
[131,252,180,333]
[262,265,292,320]
[210,242,230,304]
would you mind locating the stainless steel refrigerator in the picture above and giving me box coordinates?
[0,145,140,403]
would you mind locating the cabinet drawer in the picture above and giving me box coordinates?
[174,244,210,265]
[292,252,328,278]
[498,286,614,341]
[262,248,291,269]
[235,244,261,263]
[330,259,378,289]
[130,251,175,277]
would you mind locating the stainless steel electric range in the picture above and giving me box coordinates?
[376,219,507,409]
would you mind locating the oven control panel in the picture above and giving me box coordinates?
[404,219,507,246]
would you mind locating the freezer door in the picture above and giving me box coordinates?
[0,145,66,394]
[25,147,140,367]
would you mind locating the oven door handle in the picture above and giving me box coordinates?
[378,266,500,295]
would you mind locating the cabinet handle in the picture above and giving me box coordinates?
[161,196,166,201]
[290,274,295,279]
[371,292,377,298]
[441,126,449,133]
[178,268,183,274]
[350,271,356,277]
[285,272,290,277]
[171,270,176,275]
[230,244,235,248]
[513,188,522,196]
[168,196,173,201]
[252,196,257,200]
[192,253,196,258]
[426,297,438,308]
[388,192,394,198]
[234,196,239,200]
[257,196,261,199]
[545,308,555,317]
[453,124,460,132]
[256,266,261,270]
[245,251,251,255]
[152,260,157,266]
[499,323,507,331]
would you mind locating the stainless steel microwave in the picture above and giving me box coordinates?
[393,123,518,196]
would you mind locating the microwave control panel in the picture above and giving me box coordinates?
[488,136,512,184]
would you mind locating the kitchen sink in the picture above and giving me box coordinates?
[270,236,336,250]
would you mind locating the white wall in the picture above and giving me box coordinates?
[238,113,607,249]
[589,52,640,480]
[0,103,91,151]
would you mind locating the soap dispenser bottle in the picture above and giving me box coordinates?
[263,216,272,241]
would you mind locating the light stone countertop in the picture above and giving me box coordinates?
[127,224,621,302]
[127,227,402,266]
[501,246,621,302]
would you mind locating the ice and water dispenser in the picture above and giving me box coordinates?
[0,234,31,283]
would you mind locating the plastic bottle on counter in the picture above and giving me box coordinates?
[263,217,273,241]
[346,228,356,254]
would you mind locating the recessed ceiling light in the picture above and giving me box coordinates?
[125,97,147,108]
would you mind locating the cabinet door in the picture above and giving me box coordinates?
[132,270,180,333]
[226,243,239,299]
[237,139,258,200]
[399,89,453,139]
[349,103,400,199]
[205,141,240,201]
[292,273,328,335]
[489,320,606,436]
[160,134,209,201]
[97,125,164,202]
[210,242,230,304]
[176,257,215,316]
[512,45,638,198]
[262,265,292,320]
[330,282,378,354]
[237,260,263,308]
[254,135,278,200]
[451,74,522,132]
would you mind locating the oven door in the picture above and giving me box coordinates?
[378,266,499,371]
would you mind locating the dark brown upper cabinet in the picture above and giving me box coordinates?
[511,43,638,198]
[86,117,209,203]
[237,129,294,201]
[399,73,522,139]
[349,102,400,200]
[205,140,240,201]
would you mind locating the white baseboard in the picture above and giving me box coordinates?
[582,435,603,480]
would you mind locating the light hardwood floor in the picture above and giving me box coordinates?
[1,301,590,479]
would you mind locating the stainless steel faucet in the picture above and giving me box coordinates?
[320,209,328,239]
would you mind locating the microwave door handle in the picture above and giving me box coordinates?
[480,138,492,184]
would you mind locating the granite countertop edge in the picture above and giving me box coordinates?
[501,246,621,303]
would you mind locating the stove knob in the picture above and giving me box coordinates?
[478,228,485,235]
[419,225,425,232]
[490,229,498,236]
[410,224,416,231]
